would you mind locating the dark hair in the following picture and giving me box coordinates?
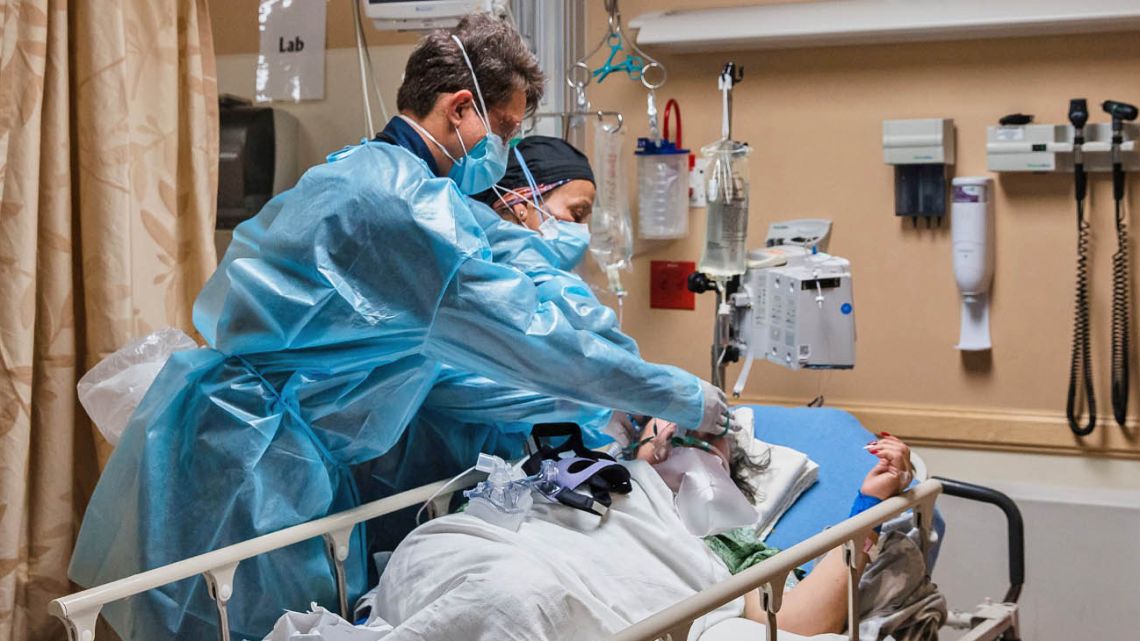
[397,13,544,118]
[730,445,772,505]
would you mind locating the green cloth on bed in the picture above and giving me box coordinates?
[704,528,807,580]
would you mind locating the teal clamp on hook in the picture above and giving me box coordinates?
[569,0,666,92]
[592,33,645,84]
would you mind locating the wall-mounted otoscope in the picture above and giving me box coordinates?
[1066,98,1096,436]
[1103,99,1138,426]
[1103,100,1138,201]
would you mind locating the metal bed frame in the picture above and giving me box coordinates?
[50,475,1024,641]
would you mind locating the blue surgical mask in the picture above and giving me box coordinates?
[546,220,591,270]
[447,35,508,194]
[450,124,508,195]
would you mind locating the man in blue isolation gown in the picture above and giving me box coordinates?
[69,14,731,641]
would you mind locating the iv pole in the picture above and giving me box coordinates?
[691,62,745,391]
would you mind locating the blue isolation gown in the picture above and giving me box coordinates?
[69,136,702,640]
[355,201,637,551]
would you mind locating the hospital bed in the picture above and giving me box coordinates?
[49,406,1025,641]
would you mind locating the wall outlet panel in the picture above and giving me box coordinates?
[689,157,709,208]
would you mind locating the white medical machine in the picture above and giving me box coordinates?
[951,177,995,351]
[730,245,856,394]
[691,219,856,396]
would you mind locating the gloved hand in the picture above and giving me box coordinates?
[603,412,645,448]
[694,381,741,435]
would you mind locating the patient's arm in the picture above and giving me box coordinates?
[744,435,912,636]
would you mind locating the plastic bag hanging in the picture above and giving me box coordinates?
[77,328,200,446]
[590,118,634,313]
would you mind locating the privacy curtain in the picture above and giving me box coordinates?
[0,0,218,638]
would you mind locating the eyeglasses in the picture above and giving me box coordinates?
[487,109,522,141]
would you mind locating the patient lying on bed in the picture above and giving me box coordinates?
[635,422,913,637]
[354,430,913,641]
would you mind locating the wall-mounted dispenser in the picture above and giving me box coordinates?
[883,118,955,227]
[217,95,298,230]
[951,177,994,351]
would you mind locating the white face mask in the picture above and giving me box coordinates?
[653,447,759,537]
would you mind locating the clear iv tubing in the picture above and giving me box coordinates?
[351,0,390,137]
[351,0,374,137]
[415,464,477,525]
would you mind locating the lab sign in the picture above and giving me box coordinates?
[256,0,326,102]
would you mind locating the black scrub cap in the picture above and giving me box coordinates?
[474,136,594,206]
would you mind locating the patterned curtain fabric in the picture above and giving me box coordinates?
[0,0,218,638]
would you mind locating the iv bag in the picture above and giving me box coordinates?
[698,139,752,279]
[590,120,634,294]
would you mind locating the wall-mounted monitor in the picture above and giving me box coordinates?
[363,0,493,31]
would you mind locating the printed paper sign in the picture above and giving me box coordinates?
[256,0,326,102]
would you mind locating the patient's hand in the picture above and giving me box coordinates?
[860,434,913,500]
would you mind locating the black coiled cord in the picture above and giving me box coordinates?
[1111,196,1130,426]
[1068,197,1097,436]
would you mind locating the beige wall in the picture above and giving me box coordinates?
[215,45,413,169]
[209,0,420,55]
[207,1,1140,459]
[583,0,1140,458]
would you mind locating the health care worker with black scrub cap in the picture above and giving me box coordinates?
[68,14,736,641]
[476,134,598,229]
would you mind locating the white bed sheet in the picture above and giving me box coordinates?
[372,460,743,641]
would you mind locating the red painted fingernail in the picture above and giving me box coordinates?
[870,449,880,454]
[880,432,891,437]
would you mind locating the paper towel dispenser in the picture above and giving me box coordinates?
[217,95,298,230]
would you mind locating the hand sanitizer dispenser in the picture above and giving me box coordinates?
[951,177,995,351]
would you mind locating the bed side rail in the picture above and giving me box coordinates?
[48,470,485,641]
[604,479,944,641]
[932,476,1025,604]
